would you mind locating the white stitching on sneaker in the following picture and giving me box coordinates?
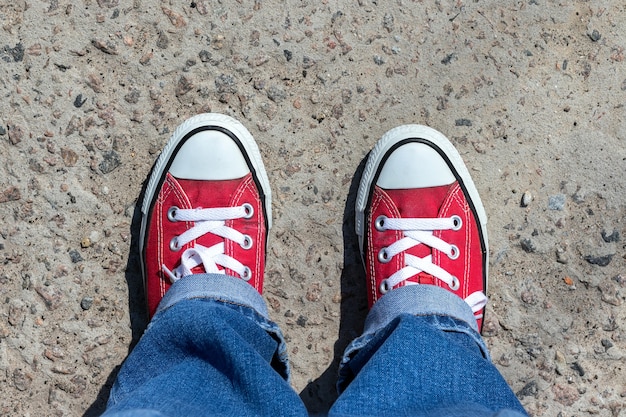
[377,216,487,315]
[161,204,252,283]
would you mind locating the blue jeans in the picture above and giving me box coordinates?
[103,275,528,417]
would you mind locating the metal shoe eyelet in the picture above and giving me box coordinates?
[379,279,391,294]
[451,215,462,231]
[169,236,182,252]
[241,266,252,281]
[167,206,179,222]
[242,203,254,219]
[241,235,253,250]
[378,247,391,263]
[449,276,460,291]
[375,215,387,231]
[449,245,460,260]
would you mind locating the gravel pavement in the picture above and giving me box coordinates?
[1,1,625,415]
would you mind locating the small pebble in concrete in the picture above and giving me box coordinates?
[99,151,121,174]
[584,254,613,267]
[601,229,619,243]
[73,94,87,108]
[601,339,613,349]
[589,30,601,42]
[455,118,472,126]
[520,238,536,253]
[548,194,566,210]
[69,250,83,263]
[80,297,94,311]
[521,190,533,207]
[516,380,538,398]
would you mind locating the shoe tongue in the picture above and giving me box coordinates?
[174,175,248,275]
[383,184,455,284]
[383,184,453,218]
[175,176,246,208]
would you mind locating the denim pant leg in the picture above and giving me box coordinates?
[103,274,307,417]
[330,285,528,417]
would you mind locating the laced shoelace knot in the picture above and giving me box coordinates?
[375,214,487,318]
[162,203,254,283]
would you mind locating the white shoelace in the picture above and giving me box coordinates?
[376,215,487,317]
[162,204,253,283]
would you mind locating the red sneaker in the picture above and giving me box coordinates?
[356,125,488,331]
[140,114,271,318]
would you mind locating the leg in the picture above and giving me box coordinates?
[104,114,306,416]
[105,278,304,416]
[332,287,527,417]
[331,125,527,416]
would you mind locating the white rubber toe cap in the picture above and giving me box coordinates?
[376,142,456,189]
[168,130,250,180]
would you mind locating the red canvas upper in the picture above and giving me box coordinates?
[144,172,267,317]
[365,182,486,330]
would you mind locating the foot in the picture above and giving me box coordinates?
[356,125,488,331]
[140,113,271,318]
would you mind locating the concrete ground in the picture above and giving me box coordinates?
[0,0,625,415]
